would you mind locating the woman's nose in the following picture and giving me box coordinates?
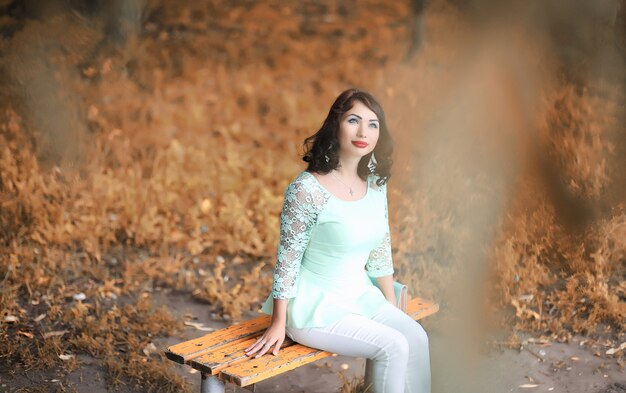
[356,123,366,138]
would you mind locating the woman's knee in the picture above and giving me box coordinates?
[407,322,429,354]
[393,318,429,352]
[383,330,410,362]
[374,331,410,362]
[415,322,429,343]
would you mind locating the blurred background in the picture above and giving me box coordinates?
[0,0,624,392]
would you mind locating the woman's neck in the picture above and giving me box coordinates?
[336,156,361,178]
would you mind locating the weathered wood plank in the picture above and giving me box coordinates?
[190,337,296,375]
[165,297,439,387]
[220,344,333,386]
[165,315,271,364]
[407,297,440,321]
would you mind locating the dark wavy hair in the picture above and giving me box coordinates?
[302,88,394,186]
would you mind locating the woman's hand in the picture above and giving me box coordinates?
[244,322,286,358]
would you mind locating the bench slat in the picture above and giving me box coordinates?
[406,298,439,320]
[190,337,296,375]
[220,343,333,386]
[165,315,271,364]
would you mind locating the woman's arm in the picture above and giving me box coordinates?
[366,180,396,301]
[375,274,397,306]
[245,298,287,357]
[245,174,328,358]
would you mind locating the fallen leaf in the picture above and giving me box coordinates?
[59,354,74,361]
[83,66,96,78]
[183,321,215,332]
[73,293,86,301]
[200,198,212,213]
[143,342,158,356]
[606,342,626,355]
[4,315,17,323]
[43,330,68,339]
[518,294,534,302]
[18,331,33,338]
[34,314,46,322]
[527,337,550,345]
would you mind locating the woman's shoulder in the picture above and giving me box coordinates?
[287,170,317,189]
[283,171,328,199]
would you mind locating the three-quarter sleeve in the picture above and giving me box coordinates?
[366,181,395,278]
[272,176,328,299]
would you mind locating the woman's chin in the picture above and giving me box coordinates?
[341,149,373,160]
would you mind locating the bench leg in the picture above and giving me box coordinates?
[201,372,225,393]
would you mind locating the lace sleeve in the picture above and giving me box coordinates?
[272,174,329,299]
[366,180,395,278]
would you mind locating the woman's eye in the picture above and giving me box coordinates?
[369,123,378,128]
[348,118,358,124]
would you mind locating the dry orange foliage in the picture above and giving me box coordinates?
[0,0,623,391]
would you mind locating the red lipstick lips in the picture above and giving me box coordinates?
[351,141,369,148]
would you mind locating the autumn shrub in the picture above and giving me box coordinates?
[490,80,625,339]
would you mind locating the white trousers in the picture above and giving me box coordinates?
[286,302,431,393]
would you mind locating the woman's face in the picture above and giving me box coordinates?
[337,100,380,160]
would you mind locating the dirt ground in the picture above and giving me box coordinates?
[2,290,622,393]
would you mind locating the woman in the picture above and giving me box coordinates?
[245,88,431,393]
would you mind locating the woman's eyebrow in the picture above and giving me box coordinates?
[347,113,379,122]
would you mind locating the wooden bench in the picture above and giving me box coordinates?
[165,297,438,393]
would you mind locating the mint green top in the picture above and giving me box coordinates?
[260,171,395,329]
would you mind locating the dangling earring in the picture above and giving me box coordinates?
[325,142,333,163]
[368,153,377,171]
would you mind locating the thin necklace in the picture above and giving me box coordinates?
[331,170,358,196]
